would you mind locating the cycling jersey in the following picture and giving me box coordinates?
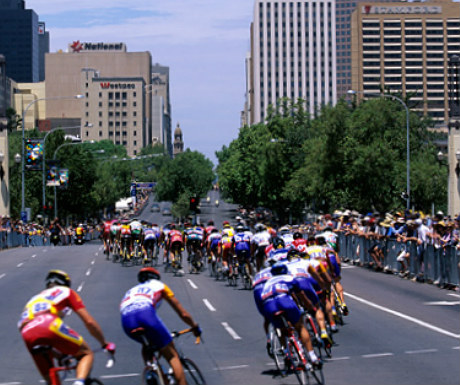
[233,232,251,255]
[168,230,183,246]
[287,258,320,306]
[103,221,112,235]
[221,227,234,249]
[120,280,175,350]
[207,232,222,251]
[292,238,308,253]
[280,233,294,247]
[189,227,204,242]
[120,225,131,237]
[143,228,156,240]
[251,230,271,248]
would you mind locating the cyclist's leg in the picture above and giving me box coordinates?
[160,343,186,385]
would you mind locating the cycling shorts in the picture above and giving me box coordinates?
[253,284,266,316]
[21,314,83,355]
[143,238,155,250]
[328,254,341,278]
[295,278,320,307]
[210,238,220,251]
[307,276,322,295]
[221,237,232,250]
[263,294,302,329]
[121,305,172,351]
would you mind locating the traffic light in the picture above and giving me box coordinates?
[189,196,198,212]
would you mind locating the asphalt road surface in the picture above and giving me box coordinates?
[1,196,459,385]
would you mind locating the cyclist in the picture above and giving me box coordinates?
[261,263,322,368]
[204,220,217,262]
[232,224,253,278]
[188,223,205,269]
[220,221,234,275]
[207,227,222,273]
[18,270,115,385]
[279,225,294,248]
[142,222,157,262]
[120,267,201,385]
[251,223,271,272]
[167,224,184,269]
[101,219,113,255]
[109,220,121,256]
[292,230,308,254]
[183,222,193,257]
[118,220,133,259]
[130,218,143,258]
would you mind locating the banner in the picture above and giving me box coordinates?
[58,168,69,187]
[46,160,60,186]
[25,139,44,170]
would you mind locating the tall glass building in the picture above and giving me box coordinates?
[0,0,47,83]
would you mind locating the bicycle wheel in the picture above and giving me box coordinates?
[269,325,286,375]
[85,378,104,385]
[181,357,206,384]
[287,337,309,385]
[304,315,323,360]
[308,362,325,385]
[142,367,161,385]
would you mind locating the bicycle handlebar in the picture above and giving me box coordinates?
[171,327,202,344]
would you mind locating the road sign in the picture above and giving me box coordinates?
[20,211,27,223]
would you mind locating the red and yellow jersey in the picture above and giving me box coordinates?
[18,286,85,329]
[168,229,183,245]
[119,280,175,314]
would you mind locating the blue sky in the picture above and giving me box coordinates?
[29,0,254,164]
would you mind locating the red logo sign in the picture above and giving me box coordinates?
[364,5,372,14]
[100,82,110,89]
[70,41,83,53]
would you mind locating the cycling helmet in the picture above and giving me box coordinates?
[207,220,214,226]
[272,236,285,249]
[235,224,245,233]
[279,226,290,235]
[271,263,288,276]
[293,231,303,240]
[255,223,265,232]
[315,234,327,245]
[223,221,230,227]
[169,223,176,229]
[46,269,71,288]
[138,267,161,283]
[211,227,219,233]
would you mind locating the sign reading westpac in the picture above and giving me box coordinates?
[69,41,127,53]
[100,82,136,90]
[362,5,442,14]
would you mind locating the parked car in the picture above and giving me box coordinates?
[150,203,160,212]
[162,207,172,216]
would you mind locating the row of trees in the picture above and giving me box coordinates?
[8,127,215,222]
[216,97,447,223]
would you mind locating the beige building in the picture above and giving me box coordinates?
[44,43,152,155]
[13,81,46,130]
[81,69,145,155]
[351,0,460,124]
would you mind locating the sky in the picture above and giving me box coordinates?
[28,0,255,165]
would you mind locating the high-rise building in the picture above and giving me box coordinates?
[350,0,460,125]
[150,64,172,156]
[0,0,48,83]
[246,0,337,125]
[38,22,49,82]
[335,0,396,100]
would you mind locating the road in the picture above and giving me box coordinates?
[1,194,459,385]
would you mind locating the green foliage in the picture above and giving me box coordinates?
[155,149,214,203]
[217,96,447,220]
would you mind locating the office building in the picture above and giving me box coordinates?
[350,0,460,124]
[336,0,396,100]
[246,0,337,125]
[45,44,153,156]
[81,69,145,156]
[0,0,48,83]
[150,64,172,156]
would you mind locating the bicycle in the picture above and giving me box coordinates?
[331,284,345,327]
[227,252,239,287]
[303,311,331,359]
[237,250,253,290]
[269,311,325,385]
[131,327,206,385]
[31,345,114,385]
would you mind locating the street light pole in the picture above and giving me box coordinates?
[21,95,84,221]
[347,90,411,210]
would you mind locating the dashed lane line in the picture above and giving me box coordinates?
[86,268,91,276]
[362,353,394,358]
[91,260,95,265]
[17,263,23,268]
[405,349,438,354]
[77,282,85,292]
[187,279,198,289]
[203,299,216,312]
[0,273,5,279]
[346,292,460,340]
[31,254,37,258]
[221,322,242,340]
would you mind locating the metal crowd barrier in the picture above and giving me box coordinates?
[0,229,102,249]
[337,233,460,288]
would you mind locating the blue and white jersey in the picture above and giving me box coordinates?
[143,228,156,240]
[253,266,273,288]
[252,230,271,247]
[261,274,299,301]
[287,258,311,279]
[281,233,294,248]
[233,231,251,253]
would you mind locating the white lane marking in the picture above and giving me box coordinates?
[447,293,460,298]
[95,253,99,257]
[424,301,460,306]
[0,382,22,384]
[77,282,84,292]
[17,263,23,268]
[452,346,460,350]
[187,279,198,289]
[91,260,95,265]
[100,373,139,379]
[0,274,5,279]
[405,349,438,354]
[362,353,394,358]
[31,254,37,258]
[203,299,216,312]
[346,292,460,339]
[327,356,351,361]
[86,269,91,276]
[213,365,249,370]
[221,322,242,340]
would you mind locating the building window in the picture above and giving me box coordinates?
[133,131,137,136]
[98,102,102,107]
[133,101,137,107]
[99,131,102,137]
[134,141,137,146]
[133,111,137,117]
[109,92,113,100]
[85,131,89,137]
[99,121,102,127]
[122,92,127,99]
[99,111,102,117]
[133,121,137,126]
[99,92,102,98]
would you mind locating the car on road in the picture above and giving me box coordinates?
[162,207,172,216]
[150,203,160,212]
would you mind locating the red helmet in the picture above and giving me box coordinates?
[223,221,230,227]
[138,267,161,283]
